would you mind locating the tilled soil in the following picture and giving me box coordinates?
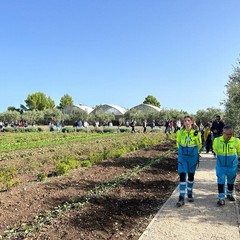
[0,141,178,240]
[1,141,240,240]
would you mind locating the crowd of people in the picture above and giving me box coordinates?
[0,120,35,129]
[1,114,239,208]
[175,114,240,207]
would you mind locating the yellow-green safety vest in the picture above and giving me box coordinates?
[176,129,202,151]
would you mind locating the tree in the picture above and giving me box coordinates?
[7,106,17,111]
[195,108,224,127]
[143,95,160,108]
[22,110,44,124]
[25,92,55,111]
[158,108,188,124]
[223,57,240,133]
[88,110,114,125]
[69,108,88,123]
[58,94,74,110]
[1,110,21,123]
[43,108,63,124]
[46,97,55,109]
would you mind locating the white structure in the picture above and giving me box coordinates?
[63,103,161,117]
[90,104,127,117]
[127,103,161,113]
[63,104,94,115]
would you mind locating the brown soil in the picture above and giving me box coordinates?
[1,140,240,240]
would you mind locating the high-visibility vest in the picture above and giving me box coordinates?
[213,136,240,156]
[176,129,202,151]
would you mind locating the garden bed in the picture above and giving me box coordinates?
[0,132,240,240]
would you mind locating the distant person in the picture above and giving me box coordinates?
[83,121,89,128]
[77,120,82,128]
[204,122,213,153]
[176,119,182,131]
[211,115,224,156]
[131,120,136,133]
[56,122,61,132]
[211,115,224,144]
[169,119,173,133]
[49,121,54,132]
[164,119,170,134]
[213,125,240,206]
[176,115,202,207]
[143,120,147,133]
[150,120,155,131]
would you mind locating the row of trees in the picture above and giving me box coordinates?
[1,95,163,126]
[3,54,240,130]
[224,57,240,133]
[0,105,223,128]
[8,93,74,113]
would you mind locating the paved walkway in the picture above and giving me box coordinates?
[139,153,240,240]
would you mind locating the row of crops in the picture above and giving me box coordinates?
[0,130,172,191]
[0,130,177,239]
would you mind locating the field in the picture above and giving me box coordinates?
[0,129,239,240]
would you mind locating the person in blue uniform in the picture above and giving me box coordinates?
[176,115,202,207]
[213,125,240,206]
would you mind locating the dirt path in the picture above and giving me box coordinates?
[139,153,240,240]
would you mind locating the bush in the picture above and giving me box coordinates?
[37,172,48,181]
[2,127,15,132]
[62,127,75,133]
[55,155,80,175]
[37,127,44,132]
[102,127,117,133]
[119,128,131,133]
[81,160,92,167]
[76,127,88,133]
[55,162,70,175]
[0,166,19,190]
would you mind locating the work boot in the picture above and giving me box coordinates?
[176,196,184,207]
[217,199,225,206]
[227,194,235,201]
[188,194,194,202]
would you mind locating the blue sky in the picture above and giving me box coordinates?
[0,0,240,114]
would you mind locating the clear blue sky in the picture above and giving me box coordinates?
[0,0,240,114]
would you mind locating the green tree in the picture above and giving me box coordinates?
[143,95,160,108]
[25,92,55,110]
[223,58,240,133]
[58,94,74,110]
[158,108,187,122]
[7,106,24,114]
[88,110,114,125]
[46,97,55,109]
[1,110,21,123]
[7,106,17,111]
[195,108,223,127]
[43,108,64,124]
[69,108,88,123]
[22,110,44,124]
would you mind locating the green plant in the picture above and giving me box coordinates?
[0,166,19,191]
[54,156,80,176]
[81,160,92,167]
[55,162,70,175]
[88,152,104,164]
[37,172,48,182]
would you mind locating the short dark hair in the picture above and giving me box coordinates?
[223,125,232,131]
